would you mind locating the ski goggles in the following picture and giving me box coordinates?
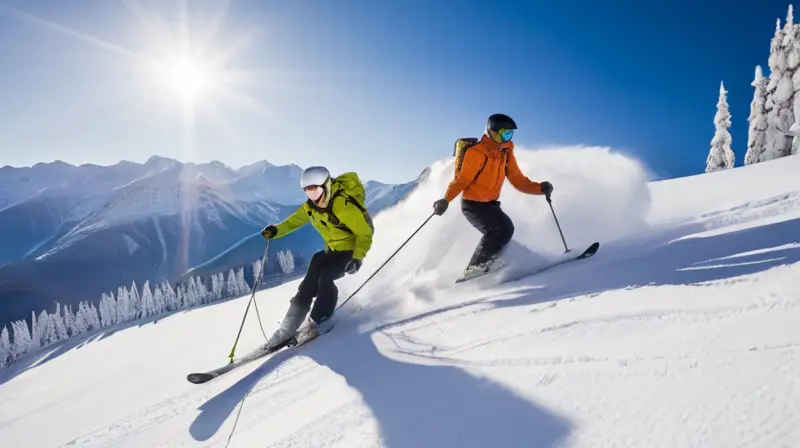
[499,128,514,142]
[304,185,324,201]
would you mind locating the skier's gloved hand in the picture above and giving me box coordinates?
[345,258,362,275]
[433,198,449,216]
[540,181,553,197]
[260,225,278,239]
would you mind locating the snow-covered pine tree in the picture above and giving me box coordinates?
[278,250,287,274]
[252,259,263,288]
[129,281,141,316]
[37,310,55,347]
[764,10,797,161]
[99,293,116,327]
[783,4,800,155]
[196,276,210,304]
[746,65,769,165]
[160,280,176,311]
[187,277,199,307]
[140,281,154,318]
[0,325,10,369]
[216,272,226,299]
[87,302,101,331]
[117,286,130,323]
[284,251,295,274]
[11,319,33,359]
[236,267,249,294]
[62,304,76,338]
[152,284,165,315]
[706,81,735,172]
[73,302,88,335]
[176,286,185,309]
[277,250,296,274]
[210,273,220,301]
[226,268,238,297]
[53,303,68,340]
[44,310,59,344]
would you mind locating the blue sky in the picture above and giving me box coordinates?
[0,0,793,183]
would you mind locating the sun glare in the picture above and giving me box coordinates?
[159,57,213,102]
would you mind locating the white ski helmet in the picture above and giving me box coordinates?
[300,166,331,202]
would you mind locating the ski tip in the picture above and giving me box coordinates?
[187,372,214,384]
[578,242,600,259]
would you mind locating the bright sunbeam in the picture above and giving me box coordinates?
[0,1,301,274]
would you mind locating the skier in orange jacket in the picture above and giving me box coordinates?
[433,113,553,277]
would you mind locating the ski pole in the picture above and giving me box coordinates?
[227,238,270,363]
[546,194,570,253]
[336,212,434,312]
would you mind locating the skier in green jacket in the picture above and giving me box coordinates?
[260,166,374,347]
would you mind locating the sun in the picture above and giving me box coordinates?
[156,57,214,104]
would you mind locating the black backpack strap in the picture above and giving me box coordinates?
[315,190,373,235]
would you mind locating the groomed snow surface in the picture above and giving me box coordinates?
[1,147,799,448]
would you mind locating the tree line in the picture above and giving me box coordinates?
[707,5,800,172]
[0,248,299,371]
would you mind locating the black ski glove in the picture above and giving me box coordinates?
[540,181,553,197]
[260,225,278,239]
[433,198,449,216]
[345,258,362,275]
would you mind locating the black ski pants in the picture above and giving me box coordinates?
[290,249,352,324]
[461,199,515,267]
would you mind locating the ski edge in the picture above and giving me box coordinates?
[185,322,338,385]
[454,241,600,284]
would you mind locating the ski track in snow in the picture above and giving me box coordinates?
[1,148,800,447]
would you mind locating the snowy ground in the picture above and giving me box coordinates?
[1,147,799,448]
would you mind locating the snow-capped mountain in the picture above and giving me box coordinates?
[365,167,430,212]
[223,162,306,205]
[1,146,798,447]
[0,158,422,327]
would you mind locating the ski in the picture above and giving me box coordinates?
[455,241,600,284]
[186,323,337,385]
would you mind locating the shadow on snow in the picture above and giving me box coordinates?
[189,319,573,447]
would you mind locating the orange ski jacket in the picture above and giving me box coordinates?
[443,134,544,203]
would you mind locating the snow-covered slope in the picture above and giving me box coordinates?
[1,149,799,447]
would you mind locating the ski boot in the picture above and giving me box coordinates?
[293,315,336,347]
[457,255,508,282]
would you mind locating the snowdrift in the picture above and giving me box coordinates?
[336,145,653,318]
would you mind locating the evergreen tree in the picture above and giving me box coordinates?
[140,281,154,318]
[236,267,249,294]
[253,259,263,288]
[62,304,76,338]
[86,302,101,331]
[226,268,238,297]
[0,326,10,368]
[53,303,69,340]
[764,11,796,161]
[706,81,735,172]
[117,286,130,323]
[746,65,769,165]
[11,319,33,359]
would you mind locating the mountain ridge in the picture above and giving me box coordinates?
[0,156,425,327]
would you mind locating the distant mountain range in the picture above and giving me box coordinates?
[0,156,426,327]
